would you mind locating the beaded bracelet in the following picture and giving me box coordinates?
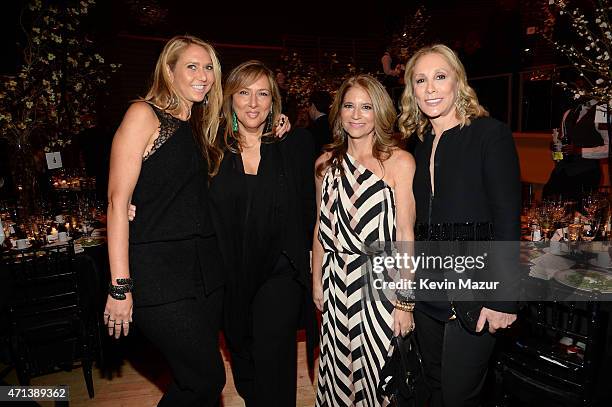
[396,288,416,302]
[394,300,415,312]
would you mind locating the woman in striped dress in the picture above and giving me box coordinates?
[312,74,417,407]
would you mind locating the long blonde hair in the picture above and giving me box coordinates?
[221,60,282,153]
[143,35,223,176]
[316,74,399,177]
[398,44,488,140]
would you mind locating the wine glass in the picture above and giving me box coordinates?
[535,205,554,241]
[581,222,599,242]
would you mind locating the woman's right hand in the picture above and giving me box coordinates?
[104,294,133,339]
[128,204,136,221]
[313,280,324,312]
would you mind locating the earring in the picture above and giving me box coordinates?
[456,95,467,117]
[203,94,209,106]
[232,111,238,132]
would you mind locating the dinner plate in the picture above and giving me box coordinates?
[75,237,105,247]
[554,268,612,293]
[43,237,73,248]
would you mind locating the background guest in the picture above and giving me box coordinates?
[543,97,610,200]
[307,90,332,154]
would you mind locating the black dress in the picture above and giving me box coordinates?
[128,104,225,406]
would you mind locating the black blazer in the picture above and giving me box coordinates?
[412,117,521,320]
[208,128,316,349]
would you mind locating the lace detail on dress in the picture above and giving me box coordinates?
[142,105,184,161]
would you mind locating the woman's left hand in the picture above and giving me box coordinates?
[274,114,291,138]
[393,309,415,337]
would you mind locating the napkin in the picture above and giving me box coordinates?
[529,252,575,280]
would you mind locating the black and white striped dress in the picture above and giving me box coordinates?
[316,153,396,407]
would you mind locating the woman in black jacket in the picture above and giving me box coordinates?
[208,60,315,407]
[398,44,521,407]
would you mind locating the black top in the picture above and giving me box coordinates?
[551,104,605,177]
[209,128,316,347]
[128,104,223,306]
[130,105,213,242]
[412,117,521,320]
[413,117,520,240]
[564,104,604,148]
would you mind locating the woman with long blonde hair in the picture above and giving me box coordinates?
[105,35,227,406]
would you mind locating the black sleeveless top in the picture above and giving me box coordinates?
[129,104,223,306]
[564,104,603,148]
[129,105,213,242]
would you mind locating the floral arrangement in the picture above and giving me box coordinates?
[0,0,120,152]
[386,4,429,66]
[542,0,611,103]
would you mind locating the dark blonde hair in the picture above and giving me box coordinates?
[316,74,399,177]
[398,44,488,140]
[142,35,223,176]
[221,60,282,153]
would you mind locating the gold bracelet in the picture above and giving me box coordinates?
[394,300,415,312]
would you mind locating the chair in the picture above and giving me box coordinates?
[1,242,102,398]
[492,291,609,406]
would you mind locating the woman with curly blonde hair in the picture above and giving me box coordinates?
[397,44,520,407]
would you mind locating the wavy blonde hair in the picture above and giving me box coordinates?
[316,74,399,177]
[398,44,488,140]
[142,35,223,177]
[221,60,282,153]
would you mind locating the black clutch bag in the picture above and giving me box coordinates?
[378,333,425,407]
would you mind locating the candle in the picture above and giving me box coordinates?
[51,227,58,235]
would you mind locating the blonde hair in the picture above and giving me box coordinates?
[316,74,399,177]
[398,44,488,140]
[142,35,223,176]
[221,60,282,153]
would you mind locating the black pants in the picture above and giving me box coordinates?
[414,309,496,407]
[135,287,225,407]
[230,270,303,407]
